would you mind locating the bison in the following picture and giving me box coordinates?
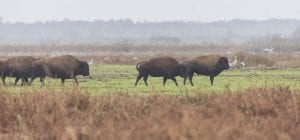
[135,56,186,86]
[180,55,229,86]
[0,56,36,85]
[29,55,90,85]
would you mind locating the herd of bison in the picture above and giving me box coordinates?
[0,54,230,86]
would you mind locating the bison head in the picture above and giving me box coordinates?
[177,62,193,78]
[218,57,229,70]
[78,61,90,77]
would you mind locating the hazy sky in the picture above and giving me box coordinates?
[1,0,300,23]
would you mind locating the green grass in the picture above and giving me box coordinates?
[1,65,300,95]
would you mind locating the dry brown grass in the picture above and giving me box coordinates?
[0,86,299,140]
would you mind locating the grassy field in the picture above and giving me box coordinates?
[2,44,300,139]
[1,65,300,94]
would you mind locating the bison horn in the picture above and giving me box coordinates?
[88,58,94,65]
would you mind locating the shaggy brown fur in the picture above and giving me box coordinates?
[181,55,229,86]
[29,55,90,85]
[135,56,185,86]
[0,56,36,85]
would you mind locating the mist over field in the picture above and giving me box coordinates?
[1,1,300,139]
[1,18,300,44]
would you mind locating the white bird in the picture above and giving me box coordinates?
[264,48,278,54]
[240,62,245,67]
[229,56,237,67]
[229,56,246,69]
[264,48,274,53]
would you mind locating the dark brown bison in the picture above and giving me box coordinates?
[180,55,229,86]
[29,55,90,85]
[0,56,36,85]
[135,56,185,86]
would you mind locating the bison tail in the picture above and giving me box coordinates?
[136,61,144,71]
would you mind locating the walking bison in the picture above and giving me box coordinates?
[0,56,36,85]
[180,55,230,86]
[135,56,186,86]
[29,55,90,85]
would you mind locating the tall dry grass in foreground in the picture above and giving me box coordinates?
[0,87,299,140]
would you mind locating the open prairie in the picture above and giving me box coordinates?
[2,1,300,139]
[0,44,299,140]
[1,65,300,95]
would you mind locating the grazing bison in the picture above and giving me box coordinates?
[135,56,185,86]
[181,55,229,86]
[29,55,90,85]
[0,56,36,85]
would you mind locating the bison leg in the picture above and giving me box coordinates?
[183,77,187,85]
[135,74,143,86]
[189,75,194,86]
[61,78,66,86]
[163,77,167,86]
[21,78,25,86]
[40,77,45,86]
[20,78,25,86]
[1,72,5,85]
[210,75,214,85]
[143,75,148,86]
[1,76,6,85]
[170,77,178,86]
[74,77,78,85]
[21,78,24,85]
[30,75,44,86]
[29,76,37,85]
[15,77,21,85]
[24,78,29,84]
[20,78,29,86]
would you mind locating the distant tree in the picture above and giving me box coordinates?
[292,28,300,38]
